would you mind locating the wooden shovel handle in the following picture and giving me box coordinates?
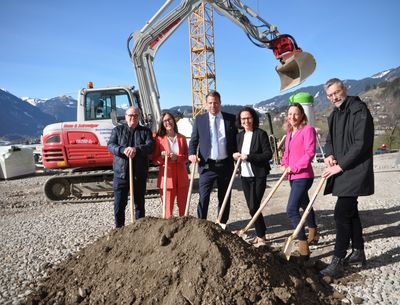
[162,153,168,219]
[289,176,326,241]
[184,160,198,217]
[238,168,288,236]
[129,157,134,223]
[216,159,241,224]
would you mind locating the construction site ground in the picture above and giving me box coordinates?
[1,153,399,304]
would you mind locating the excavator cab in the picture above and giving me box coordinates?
[270,35,316,92]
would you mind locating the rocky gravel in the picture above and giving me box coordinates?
[1,153,399,305]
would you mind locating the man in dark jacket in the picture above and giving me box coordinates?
[320,78,374,278]
[108,107,154,227]
[188,91,237,228]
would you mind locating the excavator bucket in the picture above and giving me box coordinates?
[276,52,316,92]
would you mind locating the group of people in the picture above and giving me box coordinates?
[107,78,374,279]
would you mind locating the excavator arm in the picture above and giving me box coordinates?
[127,0,316,131]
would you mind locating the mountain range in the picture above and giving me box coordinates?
[0,90,76,141]
[0,66,399,142]
[254,67,400,113]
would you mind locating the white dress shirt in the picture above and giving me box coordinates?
[209,112,227,160]
[167,135,179,155]
[240,131,254,177]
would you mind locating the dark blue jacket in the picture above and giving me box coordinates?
[108,124,154,180]
[189,111,237,173]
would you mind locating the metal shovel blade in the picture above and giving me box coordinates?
[282,236,295,261]
[276,52,316,92]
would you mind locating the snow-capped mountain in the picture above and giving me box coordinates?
[0,66,399,141]
[0,90,55,141]
[371,69,391,79]
[21,97,48,107]
[254,66,400,113]
[36,95,77,122]
[0,91,78,141]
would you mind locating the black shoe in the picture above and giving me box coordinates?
[319,256,344,278]
[344,249,366,266]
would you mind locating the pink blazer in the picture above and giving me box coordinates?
[152,134,189,189]
[281,124,316,180]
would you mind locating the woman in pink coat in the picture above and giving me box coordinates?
[281,103,317,258]
[153,112,189,218]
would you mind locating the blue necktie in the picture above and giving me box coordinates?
[211,116,219,160]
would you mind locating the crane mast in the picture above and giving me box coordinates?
[188,2,216,117]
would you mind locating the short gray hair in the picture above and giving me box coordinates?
[324,78,346,92]
[125,106,141,115]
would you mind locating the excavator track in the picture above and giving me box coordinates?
[44,169,158,204]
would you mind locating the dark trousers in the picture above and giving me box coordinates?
[113,176,146,228]
[334,196,364,258]
[241,176,267,238]
[198,159,233,224]
[287,178,316,240]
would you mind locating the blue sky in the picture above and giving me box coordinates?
[1,0,399,109]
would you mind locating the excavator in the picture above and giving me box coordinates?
[41,0,316,203]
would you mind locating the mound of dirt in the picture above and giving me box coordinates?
[26,217,339,305]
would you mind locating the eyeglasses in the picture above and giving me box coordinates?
[240,117,253,121]
[125,114,139,118]
[162,118,173,123]
[327,89,343,99]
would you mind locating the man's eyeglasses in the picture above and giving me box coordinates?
[125,114,139,118]
[327,89,343,99]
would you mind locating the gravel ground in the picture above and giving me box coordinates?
[1,153,399,305]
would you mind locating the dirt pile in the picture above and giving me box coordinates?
[26,217,338,305]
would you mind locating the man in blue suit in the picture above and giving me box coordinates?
[189,91,238,228]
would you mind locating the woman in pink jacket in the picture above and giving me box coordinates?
[281,103,317,258]
[153,112,189,218]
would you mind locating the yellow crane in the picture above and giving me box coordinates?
[188,2,216,117]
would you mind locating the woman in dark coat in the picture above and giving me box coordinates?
[233,107,272,247]
[320,78,374,278]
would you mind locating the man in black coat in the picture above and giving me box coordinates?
[188,91,237,228]
[320,78,374,278]
[108,107,154,227]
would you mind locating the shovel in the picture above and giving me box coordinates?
[215,159,241,225]
[184,158,198,217]
[237,168,288,237]
[282,177,326,260]
[129,157,135,223]
[162,152,168,219]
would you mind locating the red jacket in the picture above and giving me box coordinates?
[152,134,189,189]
